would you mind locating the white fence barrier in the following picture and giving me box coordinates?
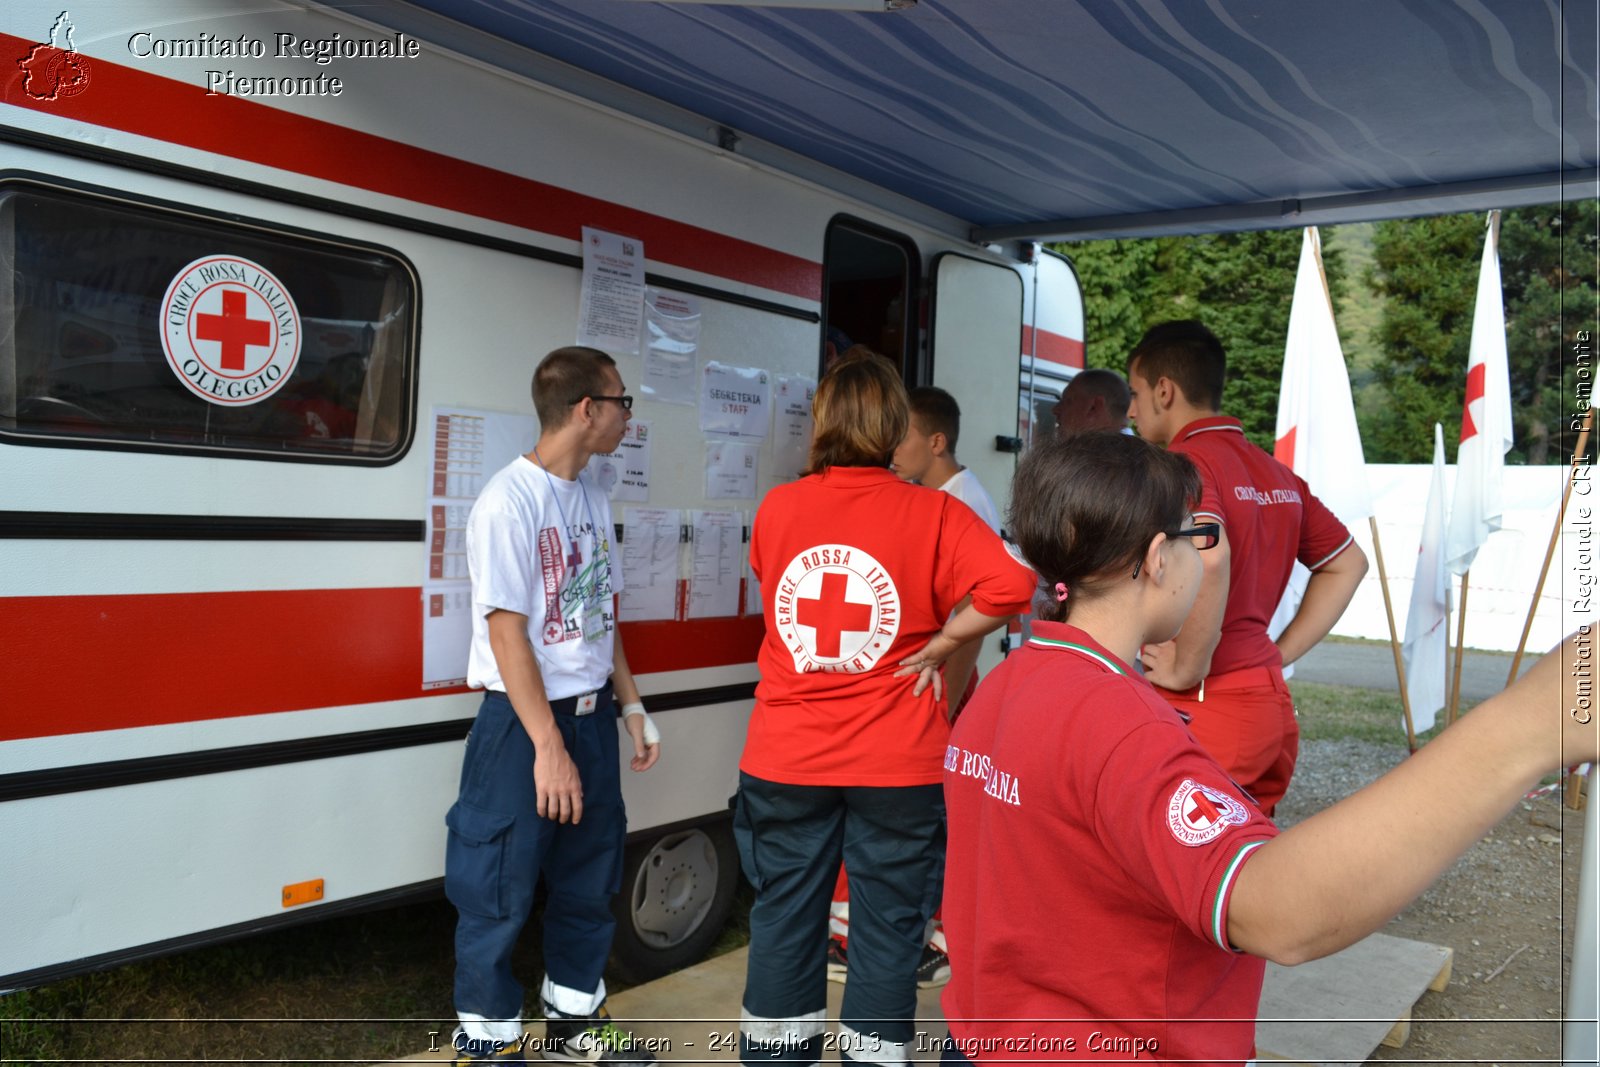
[1335,463,1585,654]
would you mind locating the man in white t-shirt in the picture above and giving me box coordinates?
[446,346,661,1066]
[893,386,1004,534]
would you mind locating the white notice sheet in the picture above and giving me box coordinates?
[641,288,701,406]
[774,374,816,481]
[422,405,536,689]
[619,507,682,622]
[586,419,652,503]
[687,509,743,619]
[577,226,646,355]
[705,439,759,499]
[699,361,771,440]
[744,509,762,616]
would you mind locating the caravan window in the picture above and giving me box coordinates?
[0,179,417,463]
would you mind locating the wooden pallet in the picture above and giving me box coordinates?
[1256,932,1453,1066]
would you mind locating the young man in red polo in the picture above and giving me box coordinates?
[1126,320,1367,816]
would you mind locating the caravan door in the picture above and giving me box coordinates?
[928,252,1024,678]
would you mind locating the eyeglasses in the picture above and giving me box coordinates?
[1131,522,1221,578]
[1172,522,1221,551]
[575,394,633,411]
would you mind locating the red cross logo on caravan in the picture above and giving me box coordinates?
[159,255,301,405]
[774,544,900,674]
[1166,778,1249,846]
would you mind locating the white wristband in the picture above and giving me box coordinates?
[621,702,660,745]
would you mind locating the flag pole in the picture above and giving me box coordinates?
[1448,571,1471,725]
[1310,233,1415,749]
[1507,411,1592,684]
[1369,515,1417,751]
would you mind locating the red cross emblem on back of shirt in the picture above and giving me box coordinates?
[196,289,272,371]
[796,571,872,658]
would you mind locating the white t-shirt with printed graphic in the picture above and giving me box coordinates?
[466,455,622,699]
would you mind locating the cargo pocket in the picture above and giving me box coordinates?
[444,800,516,919]
[731,787,763,893]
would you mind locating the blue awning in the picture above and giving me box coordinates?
[358,0,1597,240]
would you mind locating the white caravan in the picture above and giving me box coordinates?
[0,0,1083,986]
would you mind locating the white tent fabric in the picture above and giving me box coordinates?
[1332,463,1570,654]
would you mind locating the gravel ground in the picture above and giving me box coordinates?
[1275,738,1586,1065]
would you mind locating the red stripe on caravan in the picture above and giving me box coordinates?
[0,590,764,742]
[1021,325,1085,368]
[0,34,821,301]
[621,616,765,678]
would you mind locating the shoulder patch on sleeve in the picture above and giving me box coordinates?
[1166,778,1251,845]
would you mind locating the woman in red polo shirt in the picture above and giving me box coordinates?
[941,431,1591,1065]
[735,350,1034,1067]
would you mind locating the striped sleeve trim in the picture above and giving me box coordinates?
[1194,510,1225,526]
[1306,534,1355,572]
[1210,839,1268,951]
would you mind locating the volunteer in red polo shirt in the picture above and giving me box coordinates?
[736,350,1034,1067]
[941,431,1594,1066]
[1125,320,1367,815]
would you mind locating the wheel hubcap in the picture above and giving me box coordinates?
[629,830,718,948]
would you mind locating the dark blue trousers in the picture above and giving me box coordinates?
[735,772,945,1066]
[446,687,625,1021]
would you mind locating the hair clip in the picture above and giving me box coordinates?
[1054,582,1070,602]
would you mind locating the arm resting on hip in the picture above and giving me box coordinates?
[1277,542,1369,668]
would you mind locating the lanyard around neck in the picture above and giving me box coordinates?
[533,445,603,567]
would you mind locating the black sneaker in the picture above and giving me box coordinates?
[542,1003,657,1065]
[452,1027,527,1064]
[915,944,951,989]
[826,937,848,984]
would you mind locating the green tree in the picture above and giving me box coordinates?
[1363,204,1597,463]
[1499,200,1598,464]
[1060,236,1162,372]
[1058,228,1339,451]
[1361,214,1483,463]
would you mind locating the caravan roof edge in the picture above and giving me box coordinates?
[322,0,979,244]
[978,166,1600,244]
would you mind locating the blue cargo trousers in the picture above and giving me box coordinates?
[735,771,945,1067]
[446,685,625,1023]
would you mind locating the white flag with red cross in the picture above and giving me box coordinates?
[1273,226,1374,523]
[1403,423,1450,734]
[1443,211,1514,576]
[1268,228,1373,649]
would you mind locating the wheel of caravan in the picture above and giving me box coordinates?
[609,820,740,982]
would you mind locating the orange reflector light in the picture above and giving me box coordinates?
[282,879,325,908]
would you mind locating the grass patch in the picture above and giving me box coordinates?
[0,898,465,1064]
[1291,678,1463,747]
